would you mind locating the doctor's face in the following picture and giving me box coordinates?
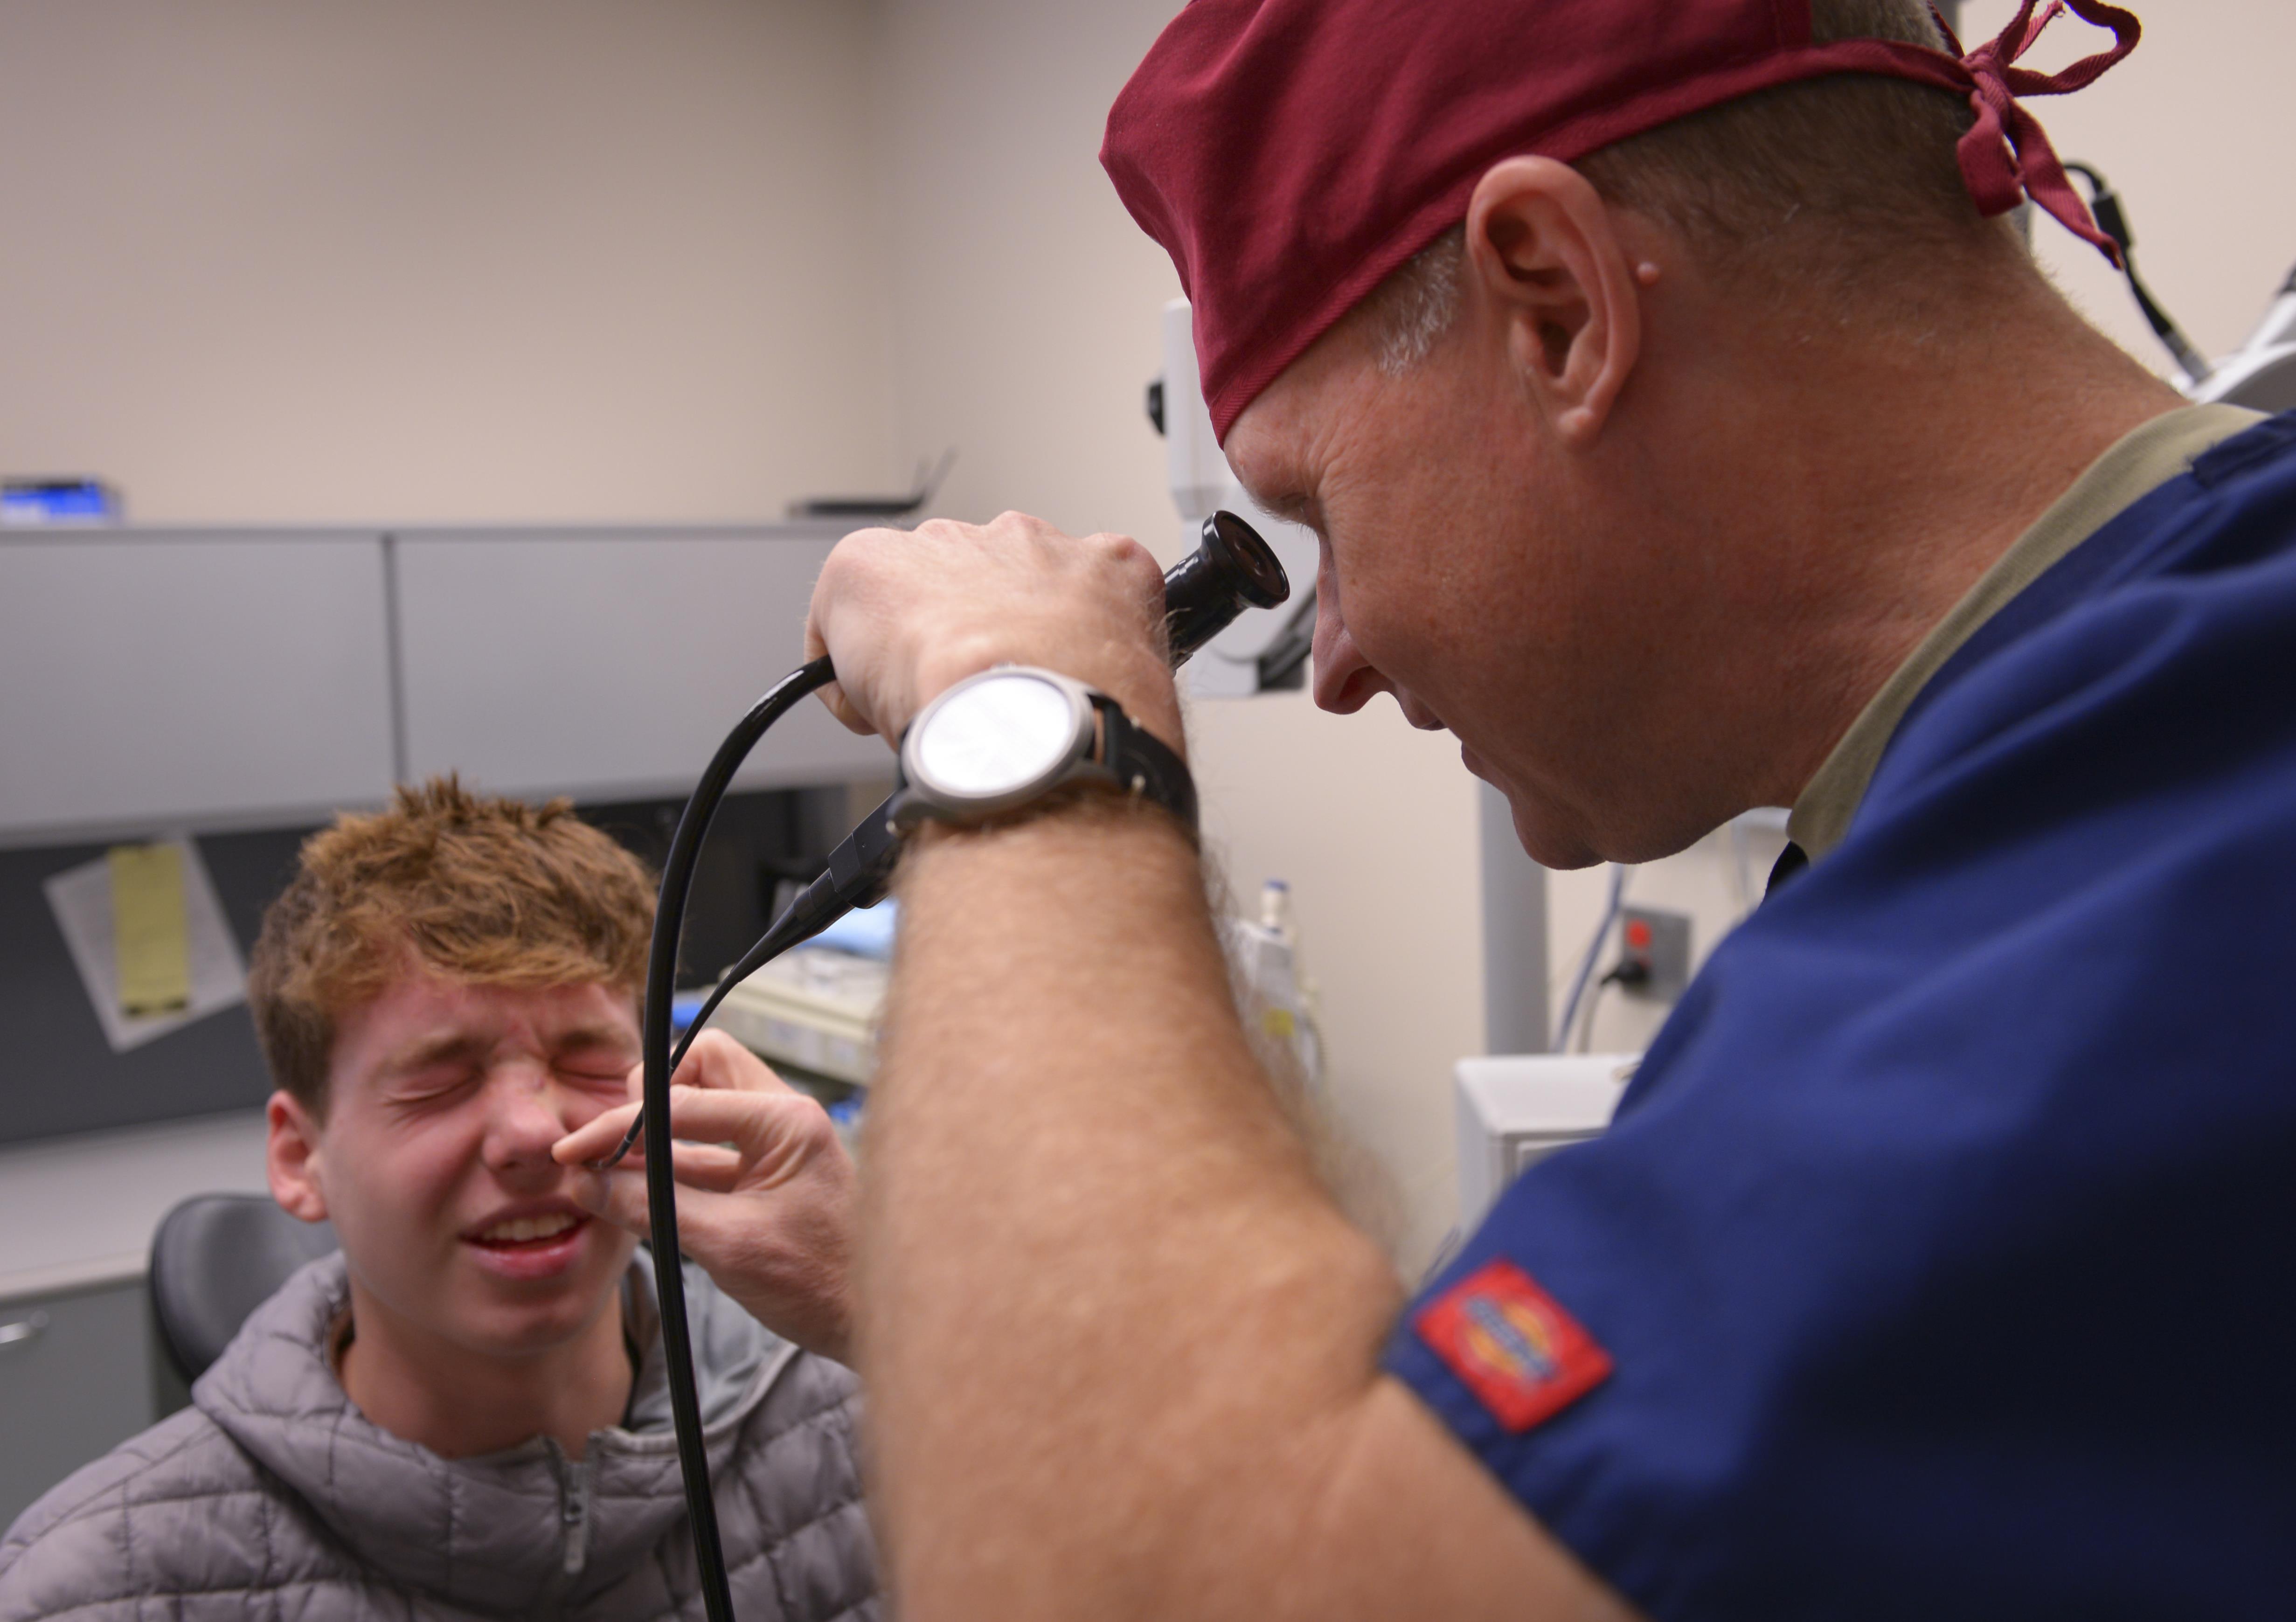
[1225,315,1641,870]
[269,968,641,1362]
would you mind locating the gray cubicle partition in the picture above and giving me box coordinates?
[0,825,310,1144]
[0,523,888,845]
[0,523,892,1147]
[395,528,887,802]
[0,531,397,840]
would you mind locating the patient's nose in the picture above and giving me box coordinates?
[480,1064,575,1179]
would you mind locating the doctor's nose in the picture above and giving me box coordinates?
[1310,563,1394,715]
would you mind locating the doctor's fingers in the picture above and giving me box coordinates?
[570,1142,740,1219]
[618,1031,798,1104]
[807,511,1153,742]
[566,1147,748,1242]
[804,523,910,738]
[674,1030,804,1095]
[660,1082,844,1192]
[652,1140,746,1191]
[582,1168,857,1362]
[560,1084,837,1187]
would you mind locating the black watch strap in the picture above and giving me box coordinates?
[1088,693,1197,835]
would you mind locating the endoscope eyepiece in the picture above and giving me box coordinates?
[1164,510,1290,664]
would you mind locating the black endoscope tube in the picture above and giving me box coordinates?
[638,656,835,1622]
[638,513,1288,1621]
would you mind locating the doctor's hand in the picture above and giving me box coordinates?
[805,510,1183,751]
[553,1030,857,1366]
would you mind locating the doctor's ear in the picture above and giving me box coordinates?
[1461,156,1644,445]
[266,1090,331,1225]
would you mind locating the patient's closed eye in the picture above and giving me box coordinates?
[387,1062,486,1108]
[554,1040,638,1089]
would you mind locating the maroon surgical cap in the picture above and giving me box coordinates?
[1103,0,2139,442]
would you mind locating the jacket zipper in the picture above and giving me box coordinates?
[562,1463,592,1578]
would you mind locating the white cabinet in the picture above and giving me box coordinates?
[0,534,397,840]
[395,529,892,802]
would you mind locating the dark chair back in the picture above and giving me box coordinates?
[148,1194,338,1385]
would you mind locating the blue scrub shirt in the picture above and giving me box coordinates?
[1388,412,2296,1619]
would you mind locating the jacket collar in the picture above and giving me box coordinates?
[194,1249,792,1610]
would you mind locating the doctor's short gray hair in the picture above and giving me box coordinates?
[1362,0,2004,374]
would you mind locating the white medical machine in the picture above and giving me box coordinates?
[1154,298,1323,698]
[2191,270,2296,415]
[1455,1053,1638,1227]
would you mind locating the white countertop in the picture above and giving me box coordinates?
[0,1111,271,1303]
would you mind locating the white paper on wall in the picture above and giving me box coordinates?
[44,838,248,1054]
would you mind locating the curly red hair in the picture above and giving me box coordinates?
[247,776,655,1116]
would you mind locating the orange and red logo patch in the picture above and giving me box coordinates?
[1414,1259,1612,1432]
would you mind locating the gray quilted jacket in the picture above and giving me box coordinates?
[0,1251,879,1621]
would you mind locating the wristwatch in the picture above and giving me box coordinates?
[888,666,1196,837]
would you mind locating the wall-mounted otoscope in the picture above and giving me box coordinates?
[618,510,1287,1622]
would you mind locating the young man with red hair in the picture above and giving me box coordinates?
[1,778,876,1621]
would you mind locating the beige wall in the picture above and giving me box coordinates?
[872,0,1489,1271]
[871,0,1181,548]
[0,0,900,523]
[6,0,2286,1263]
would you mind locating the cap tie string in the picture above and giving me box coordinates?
[1930,0,2138,264]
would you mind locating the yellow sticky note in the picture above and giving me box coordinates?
[110,842,191,1017]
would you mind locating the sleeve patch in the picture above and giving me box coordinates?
[1414,1259,1613,1432]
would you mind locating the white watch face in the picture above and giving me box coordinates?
[914,671,1082,799]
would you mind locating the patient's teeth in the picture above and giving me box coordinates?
[478,1212,578,1243]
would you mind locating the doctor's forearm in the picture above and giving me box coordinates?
[861,797,1405,1619]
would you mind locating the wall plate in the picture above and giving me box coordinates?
[1618,905,1692,1001]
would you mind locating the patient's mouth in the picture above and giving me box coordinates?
[470,1211,583,1247]
[462,1206,592,1281]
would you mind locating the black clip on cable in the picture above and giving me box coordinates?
[605,510,1286,1622]
[2064,162,2213,386]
